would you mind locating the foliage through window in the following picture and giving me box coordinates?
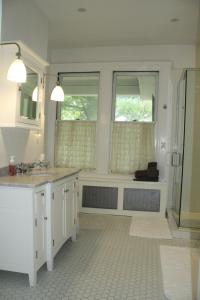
[113,72,158,122]
[58,73,99,120]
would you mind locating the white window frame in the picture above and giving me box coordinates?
[46,61,172,182]
[112,71,159,123]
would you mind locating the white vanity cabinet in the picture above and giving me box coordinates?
[0,184,47,287]
[0,42,48,129]
[0,169,79,287]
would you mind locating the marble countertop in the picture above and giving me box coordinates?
[0,168,80,188]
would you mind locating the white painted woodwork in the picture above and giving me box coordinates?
[79,173,167,217]
[0,173,78,287]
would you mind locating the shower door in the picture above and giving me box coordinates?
[172,69,200,229]
[172,72,186,226]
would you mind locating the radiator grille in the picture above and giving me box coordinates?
[82,185,118,209]
[123,188,160,212]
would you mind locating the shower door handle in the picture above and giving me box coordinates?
[171,152,182,167]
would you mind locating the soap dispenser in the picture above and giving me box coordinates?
[8,155,16,176]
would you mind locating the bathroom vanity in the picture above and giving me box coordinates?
[0,168,79,286]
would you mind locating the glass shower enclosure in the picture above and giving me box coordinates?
[172,69,200,229]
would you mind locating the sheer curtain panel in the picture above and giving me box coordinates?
[111,122,155,174]
[55,120,96,169]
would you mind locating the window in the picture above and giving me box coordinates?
[58,73,99,120]
[113,72,158,122]
[55,73,99,170]
[54,70,158,174]
[111,72,158,174]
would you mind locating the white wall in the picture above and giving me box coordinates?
[1,0,48,60]
[0,128,43,167]
[0,0,48,169]
[50,45,195,68]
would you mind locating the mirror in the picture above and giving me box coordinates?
[19,66,39,122]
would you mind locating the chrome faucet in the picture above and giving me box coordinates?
[16,161,50,174]
[33,160,49,169]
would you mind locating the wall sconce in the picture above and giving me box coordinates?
[0,42,27,83]
[50,73,64,101]
[31,72,65,102]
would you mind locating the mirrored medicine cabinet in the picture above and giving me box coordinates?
[0,42,48,128]
[18,65,41,126]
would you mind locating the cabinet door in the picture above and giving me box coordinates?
[52,182,65,254]
[64,181,74,240]
[34,190,46,269]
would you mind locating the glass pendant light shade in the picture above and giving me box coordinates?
[7,58,27,83]
[50,85,64,101]
[32,86,38,102]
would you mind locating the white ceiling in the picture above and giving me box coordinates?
[34,0,200,49]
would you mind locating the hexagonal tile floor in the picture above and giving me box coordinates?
[0,213,199,300]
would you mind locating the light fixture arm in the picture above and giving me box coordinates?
[0,42,22,58]
[56,73,61,85]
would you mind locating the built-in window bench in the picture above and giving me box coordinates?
[79,172,167,217]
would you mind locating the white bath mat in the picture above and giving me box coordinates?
[160,246,194,300]
[129,215,172,239]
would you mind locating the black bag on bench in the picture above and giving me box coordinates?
[134,162,159,182]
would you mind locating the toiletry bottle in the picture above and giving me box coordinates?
[8,156,16,176]
[40,153,45,162]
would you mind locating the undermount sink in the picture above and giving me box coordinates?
[29,169,55,176]
[30,172,51,176]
